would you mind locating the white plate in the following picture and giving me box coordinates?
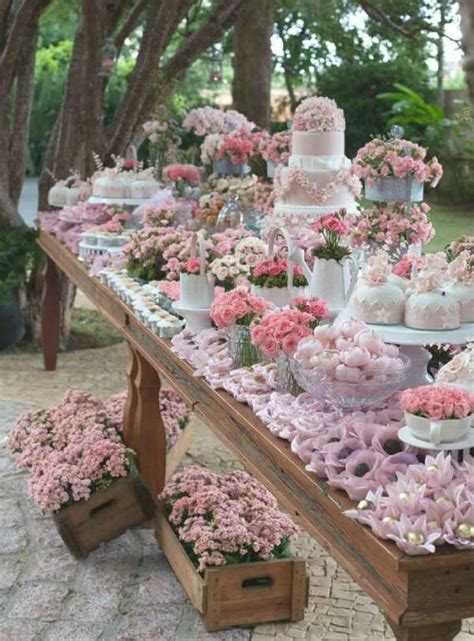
[398,426,474,451]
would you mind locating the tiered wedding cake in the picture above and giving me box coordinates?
[273,97,361,220]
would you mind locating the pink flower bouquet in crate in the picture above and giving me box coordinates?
[163,163,201,197]
[249,257,307,308]
[250,299,329,394]
[210,287,273,368]
[400,384,474,446]
[351,137,443,202]
[160,465,298,573]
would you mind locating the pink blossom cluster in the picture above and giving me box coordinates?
[143,199,176,227]
[446,235,474,261]
[7,390,131,512]
[351,138,443,187]
[250,309,317,358]
[183,107,255,136]
[157,280,180,301]
[208,227,252,259]
[294,320,404,384]
[400,384,473,420]
[312,213,348,236]
[346,452,474,554]
[290,296,330,320]
[234,236,267,267]
[217,129,264,165]
[292,96,345,132]
[259,130,292,164]
[210,287,272,329]
[347,203,435,248]
[162,163,201,185]
[249,257,306,288]
[181,256,204,275]
[160,465,297,572]
[252,180,275,215]
[392,255,414,279]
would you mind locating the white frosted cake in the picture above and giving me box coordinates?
[273,97,361,219]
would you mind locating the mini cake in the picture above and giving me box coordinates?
[273,96,361,220]
[352,253,405,325]
[129,169,160,199]
[92,169,129,198]
[405,290,460,330]
[48,181,68,207]
[436,344,474,393]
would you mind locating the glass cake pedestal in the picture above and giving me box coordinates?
[366,322,474,388]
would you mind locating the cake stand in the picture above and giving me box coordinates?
[367,323,474,388]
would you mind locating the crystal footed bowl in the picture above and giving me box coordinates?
[290,354,410,412]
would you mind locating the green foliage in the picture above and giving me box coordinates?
[0,225,41,302]
[316,59,433,157]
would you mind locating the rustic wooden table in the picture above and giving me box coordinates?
[38,230,474,641]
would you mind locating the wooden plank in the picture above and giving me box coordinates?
[155,512,206,612]
[165,423,193,481]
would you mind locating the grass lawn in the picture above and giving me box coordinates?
[425,202,474,253]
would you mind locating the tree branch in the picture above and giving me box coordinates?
[114,0,148,50]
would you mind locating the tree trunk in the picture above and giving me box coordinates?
[459,0,474,117]
[232,0,273,128]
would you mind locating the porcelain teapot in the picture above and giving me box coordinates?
[289,248,358,317]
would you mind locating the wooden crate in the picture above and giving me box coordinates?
[156,513,308,631]
[165,423,193,482]
[54,475,156,558]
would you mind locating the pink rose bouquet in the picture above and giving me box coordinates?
[209,254,249,290]
[160,466,297,573]
[351,138,443,187]
[210,287,272,329]
[311,210,351,262]
[392,255,414,280]
[216,128,260,165]
[347,202,435,249]
[250,308,319,359]
[180,256,205,275]
[163,163,201,197]
[290,296,329,325]
[249,257,306,289]
[400,385,473,420]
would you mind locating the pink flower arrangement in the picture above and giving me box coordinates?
[216,128,260,165]
[210,287,272,329]
[347,203,435,249]
[290,296,330,322]
[249,257,306,288]
[311,211,351,262]
[259,130,292,165]
[252,180,275,215]
[351,138,443,187]
[160,466,297,573]
[410,252,450,293]
[183,106,254,136]
[292,96,345,132]
[181,256,204,275]
[448,250,474,284]
[360,252,392,284]
[143,199,176,227]
[400,385,473,420]
[163,163,201,185]
[446,235,474,261]
[250,308,322,359]
[157,280,180,301]
[392,255,414,279]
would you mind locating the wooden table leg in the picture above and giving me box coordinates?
[123,344,139,452]
[388,618,462,641]
[41,255,61,371]
[133,349,166,498]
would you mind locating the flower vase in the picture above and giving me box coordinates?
[213,158,250,177]
[266,160,276,178]
[228,325,262,369]
[275,355,303,396]
[306,257,358,318]
[404,412,472,446]
[179,273,215,309]
[364,177,424,203]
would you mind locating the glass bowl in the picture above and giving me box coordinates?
[290,354,410,412]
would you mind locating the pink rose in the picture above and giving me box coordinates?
[281,334,300,356]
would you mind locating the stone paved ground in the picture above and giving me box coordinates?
[1,343,473,641]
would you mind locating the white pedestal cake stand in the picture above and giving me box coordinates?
[88,196,150,206]
[367,323,474,388]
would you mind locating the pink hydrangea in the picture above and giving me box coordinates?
[210,287,273,329]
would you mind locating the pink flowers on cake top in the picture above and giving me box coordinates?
[251,307,326,358]
[360,252,392,284]
[162,163,201,185]
[292,96,345,132]
[352,138,443,187]
[160,466,297,572]
[210,287,272,329]
[400,385,473,420]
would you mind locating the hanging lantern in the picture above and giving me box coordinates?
[100,37,118,76]
[207,46,223,86]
